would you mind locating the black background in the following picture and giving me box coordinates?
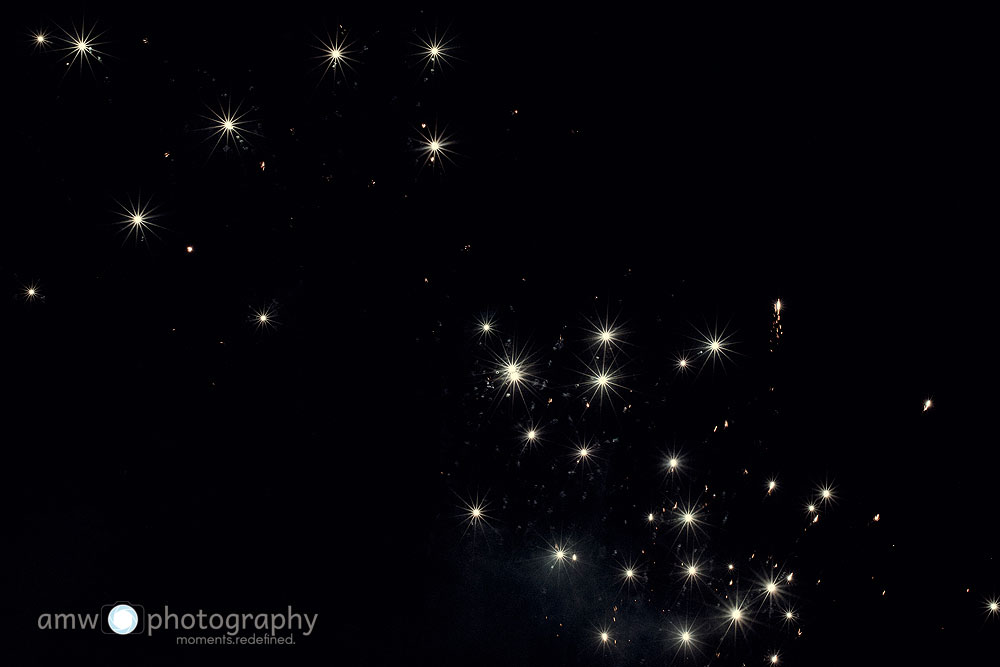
[5,3,995,665]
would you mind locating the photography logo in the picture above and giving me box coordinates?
[101,602,144,635]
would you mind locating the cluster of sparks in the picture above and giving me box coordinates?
[453,300,991,664]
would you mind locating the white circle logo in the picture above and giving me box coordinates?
[108,604,138,635]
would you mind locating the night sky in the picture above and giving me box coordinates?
[6,4,996,665]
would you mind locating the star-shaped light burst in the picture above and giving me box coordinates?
[474,313,497,339]
[584,312,627,353]
[675,354,693,373]
[986,598,999,618]
[692,322,736,371]
[251,304,279,331]
[315,30,357,84]
[766,478,778,495]
[542,536,578,572]
[675,501,705,539]
[200,98,259,157]
[31,30,50,51]
[617,558,642,592]
[817,482,837,506]
[416,124,455,171]
[761,576,784,601]
[722,597,751,639]
[682,557,705,583]
[414,27,457,75]
[672,622,701,659]
[569,439,600,470]
[490,342,538,406]
[770,653,780,664]
[56,20,107,73]
[520,422,543,454]
[578,355,627,409]
[458,493,491,537]
[115,194,164,246]
[23,283,41,302]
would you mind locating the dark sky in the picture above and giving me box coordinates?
[5,4,995,665]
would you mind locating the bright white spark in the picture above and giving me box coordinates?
[600,631,609,642]
[647,512,655,522]
[414,28,457,74]
[416,125,455,170]
[807,503,817,513]
[923,398,932,412]
[767,479,777,494]
[987,598,999,617]
[23,283,41,301]
[771,654,779,664]
[56,21,107,73]
[693,323,736,370]
[459,494,491,536]
[115,194,164,246]
[251,304,279,331]
[818,484,836,504]
[581,356,627,407]
[315,31,357,83]
[200,99,258,157]
[675,502,705,538]
[490,343,536,405]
